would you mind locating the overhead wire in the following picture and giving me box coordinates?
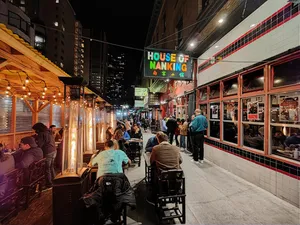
[0,9,290,65]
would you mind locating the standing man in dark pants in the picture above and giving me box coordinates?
[189,109,208,164]
[166,116,177,145]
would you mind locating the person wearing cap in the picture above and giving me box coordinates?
[13,136,43,169]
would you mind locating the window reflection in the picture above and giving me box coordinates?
[223,78,238,96]
[200,88,207,101]
[242,69,264,93]
[210,121,220,138]
[273,58,300,87]
[271,126,300,162]
[209,84,220,99]
[243,124,264,151]
[224,122,237,144]
[210,102,220,120]
[200,104,207,117]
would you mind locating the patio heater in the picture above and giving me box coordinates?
[53,77,90,225]
[96,101,106,147]
[83,94,97,163]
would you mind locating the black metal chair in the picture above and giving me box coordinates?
[22,158,46,209]
[155,169,186,224]
[0,169,23,224]
[127,142,142,167]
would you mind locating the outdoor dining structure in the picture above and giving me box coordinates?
[0,24,116,224]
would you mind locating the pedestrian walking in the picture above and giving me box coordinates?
[189,109,208,164]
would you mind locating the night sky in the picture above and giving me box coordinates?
[70,0,155,86]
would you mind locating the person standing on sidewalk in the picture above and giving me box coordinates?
[166,116,177,145]
[190,109,208,164]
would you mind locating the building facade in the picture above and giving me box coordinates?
[146,0,300,207]
[0,0,35,45]
[74,20,84,76]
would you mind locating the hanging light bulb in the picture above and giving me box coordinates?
[25,76,29,83]
[42,95,45,99]
[24,95,27,98]
[6,94,9,98]
[53,95,56,98]
[7,84,11,90]
[44,86,47,91]
[21,97,24,100]
[22,84,26,90]
[58,92,61,96]
[28,92,31,96]
[42,101,45,104]
[5,90,9,94]
[42,92,45,95]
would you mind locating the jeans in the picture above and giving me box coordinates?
[175,135,179,146]
[180,135,186,149]
[45,151,57,187]
[192,132,204,161]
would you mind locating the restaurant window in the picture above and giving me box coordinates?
[0,95,12,134]
[209,102,220,139]
[223,100,238,144]
[52,104,62,128]
[38,103,50,127]
[270,91,300,161]
[242,69,264,93]
[200,104,207,117]
[223,78,238,96]
[272,58,300,88]
[199,88,207,101]
[209,83,220,99]
[16,98,32,132]
[241,96,265,151]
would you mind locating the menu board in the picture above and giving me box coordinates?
[279,96,299,122]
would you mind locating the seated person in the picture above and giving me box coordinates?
[284,129,300,147]
[0,150,15,181]
[150,133,182,171]
[145,132,163,153]
[123,130,131,141]
[129,124,142,139]
[13,137,43,169]
[91,140,131,179]
[0,150,15,198]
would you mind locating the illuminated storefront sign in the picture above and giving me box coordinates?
[144,48,193,80]
[134,100,144,108]
[135,87,148,97]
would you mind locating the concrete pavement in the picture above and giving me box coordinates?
[126,132,300,224]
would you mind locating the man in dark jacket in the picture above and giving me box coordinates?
[32,123,57,188]
[166,116,177,145]
[13,136,43,169]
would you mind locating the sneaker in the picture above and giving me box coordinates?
[200,160,204,164]
[191,159,199,163]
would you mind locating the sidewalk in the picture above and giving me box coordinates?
[128,132,300,224]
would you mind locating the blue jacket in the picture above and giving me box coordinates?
[190,115,208,132]
[123,131,131,141]
[145,136,159,153]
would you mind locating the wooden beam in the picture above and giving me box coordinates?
[0,58,8,69]
[0,40,11,53]
[38,101,50,113]
[24,99,35,113]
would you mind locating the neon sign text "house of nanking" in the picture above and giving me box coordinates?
[144,48,193,80]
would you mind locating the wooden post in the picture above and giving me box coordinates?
[49,102,53,125]
[11,96,16,148]
[32,99,39,125]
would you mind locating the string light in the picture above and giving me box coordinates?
[42,95,45,99]
[28,91,31,96]
[22,84,26,90]
[25,76,29,83]
[7,84,11,90]
[44,86,47,91]
[58,92,61,96]
[42,92,46,95]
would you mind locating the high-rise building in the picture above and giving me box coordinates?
[0,0,35,45]
[105,48,126,105]
[89,30,108,95]
[82,28,91,83]
[74,20,84,77]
